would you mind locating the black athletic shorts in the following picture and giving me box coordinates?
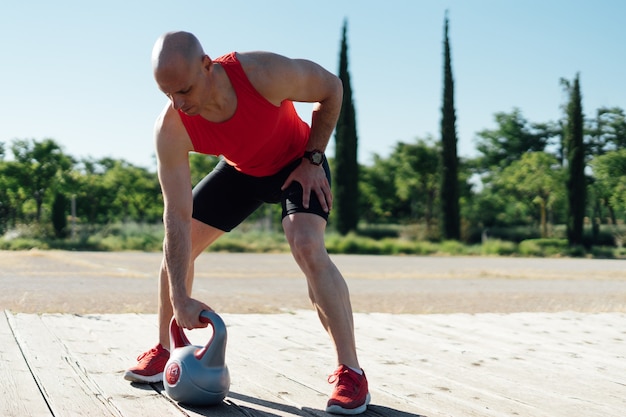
[192,157,331,232]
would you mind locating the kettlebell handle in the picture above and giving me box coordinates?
[169,316,192,349]
[194,310,228,366]
[199,310,214,324]
[169,310,227,349]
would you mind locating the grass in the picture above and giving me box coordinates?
[1,221,625,259]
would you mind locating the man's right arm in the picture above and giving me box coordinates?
[154,106,206,329]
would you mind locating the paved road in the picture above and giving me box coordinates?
[1,250,625,314]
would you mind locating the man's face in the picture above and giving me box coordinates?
[155,56,206,116]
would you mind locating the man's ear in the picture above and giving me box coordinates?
[202,55,213,72]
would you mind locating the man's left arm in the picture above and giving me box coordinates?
[301,62,344,154]
[290,62,343,211]
[246,53,343,211]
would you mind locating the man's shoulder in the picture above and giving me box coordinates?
[236,51,288,68]
[236,52,294,102]
[155,104,183,132]
[154,106,192,154]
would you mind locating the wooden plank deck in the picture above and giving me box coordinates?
[2,310,624,417]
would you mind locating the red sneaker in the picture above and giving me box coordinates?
[326,365,371,415]
[123,344,170,383]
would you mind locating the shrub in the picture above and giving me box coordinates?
[518,238,568,257]
[518,240,543,257]
[614,247,626,259]
[481,239,517,256]
[589,246,616,259]
[209,230,289,253]
[1,238,49,250]
[439,240,466,255]
[566,245,587,258]
[412,241,440,255]
[326,232,381,254]
[2,221,624,258]
[378,238,421,255]
[84,223,164,251]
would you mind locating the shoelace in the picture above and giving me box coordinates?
[136,347,160,362]
[328,367,360,390]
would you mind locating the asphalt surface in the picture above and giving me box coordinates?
[2,250,625,314]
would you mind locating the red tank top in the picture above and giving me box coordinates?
[178,52,310,177]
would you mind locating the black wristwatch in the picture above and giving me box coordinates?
[303,149,324,166]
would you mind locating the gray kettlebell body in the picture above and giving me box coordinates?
[164,310,230,406]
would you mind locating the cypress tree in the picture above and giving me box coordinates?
[440,12,460,240]
[51,191,68,238]
[565,73,586,246]
[334,19,359,235]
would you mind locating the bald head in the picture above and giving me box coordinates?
[152,31,205,76]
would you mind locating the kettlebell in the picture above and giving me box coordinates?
[163,310,230,406]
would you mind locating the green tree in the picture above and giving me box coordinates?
[588,106,626,155]
[0,160,24,233]
[359,138,441,230]
[474,108,555,171]
[71,157,116,224]
[462,184,508,230]
[189,153,220,185]
[70,157,161,224]
[359,156,402,224]
[496,152,565,237]
[9,138,74,222]
[101,160,162,222]
[395,140,440,232]
[439,11,460,240]
[562,74,586,246]
[333,19,359,235]
[590,149,626,224]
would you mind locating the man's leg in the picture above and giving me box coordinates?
[282,212,359,369]
[283,212,369,414]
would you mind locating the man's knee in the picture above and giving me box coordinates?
[288,228,325,260]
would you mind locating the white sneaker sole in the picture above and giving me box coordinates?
[123,370,163,384]
[326,392,371,415]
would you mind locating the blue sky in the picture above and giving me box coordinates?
[1,1,625,169]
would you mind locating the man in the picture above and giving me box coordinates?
[123,31,370,414]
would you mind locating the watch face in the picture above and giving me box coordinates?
[311,152,323,164]
[305,150,324,165]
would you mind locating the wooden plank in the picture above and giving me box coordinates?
[226,312,469,416]
[127,315,314,417]
[9,313,232,416]
[354,313,565,417]
[39,312,322,417]
[6,311,625,417]
[405,312,626,391]
[157,313,330,416]
[40,313,274,417]
[225,343,329,416]
[0,311,52,417]
[253,314,517,417]
[7,312,121,416]
[222,311,626,417]
[162,312,418,416]
[225,312,440,416]
[35,313,188,417]
[223,313,427,416]
[356,312,626,417]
